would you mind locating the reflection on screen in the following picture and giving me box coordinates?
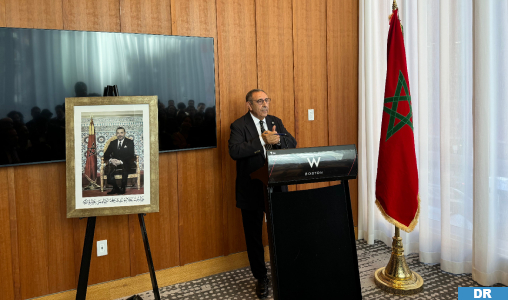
[0,27,216,167]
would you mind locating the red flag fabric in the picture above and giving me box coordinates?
[84,118,97,182]
[375,9,419,233]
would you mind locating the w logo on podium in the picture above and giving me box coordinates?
[307,157,321,168]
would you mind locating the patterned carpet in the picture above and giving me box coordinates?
[119,240,503,300]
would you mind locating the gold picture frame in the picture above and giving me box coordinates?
[65,96,159,218]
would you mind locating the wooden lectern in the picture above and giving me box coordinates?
[251,145,362,300]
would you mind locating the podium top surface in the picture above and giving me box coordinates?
[266,145,357,186]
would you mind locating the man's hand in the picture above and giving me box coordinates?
[261,125,280,145]
[110,159,123,166]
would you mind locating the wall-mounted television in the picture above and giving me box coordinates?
[0,27,216,167]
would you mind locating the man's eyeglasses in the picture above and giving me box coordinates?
[250,98,271,105]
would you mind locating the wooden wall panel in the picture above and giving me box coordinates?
[45,163,76,294]
[293,0,328,190]
[120,0,171,34]
[129,153,180,275]
[5,0,30,28]
[14,165,48,299]
[172,0,224,265]
[73,215,130,286]
[217,0,258,255]
[255,0,295,245]
[63,0,120,32]
[7,167,21,300]
[327,0,359,225]
[14,163,75,298]
[5,0,63,29]
[170,0,215,38]
[0,168,15,300]
[176,147,224,264]
[118,0,179,276]
[14,163,74,299]
[0,0,5,27]
[255,0,295,142]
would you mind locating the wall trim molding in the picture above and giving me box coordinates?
[35,249,269,300]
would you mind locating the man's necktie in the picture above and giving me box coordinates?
[118,141,122,149]
[259,120,266,134]
[260,120,271,151]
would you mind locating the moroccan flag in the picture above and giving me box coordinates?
[84,117,97,183]
[375,9,419,233]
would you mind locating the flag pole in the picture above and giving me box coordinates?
[83,116,100,190]
[373,0,423,294]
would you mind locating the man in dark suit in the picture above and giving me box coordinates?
[229,89,297,298]
[103,127,135,195]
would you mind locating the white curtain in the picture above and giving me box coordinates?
[358,0,508,286]
[472,0,508,286]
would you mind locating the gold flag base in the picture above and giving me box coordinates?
[83,174,100,191]
[83,182,100,190]
[374,227,423,295]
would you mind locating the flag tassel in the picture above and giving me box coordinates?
[375,195,421,233]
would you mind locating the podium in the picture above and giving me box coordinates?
[251,145,362,299]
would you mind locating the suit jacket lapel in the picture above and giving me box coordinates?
[244,112,258,140]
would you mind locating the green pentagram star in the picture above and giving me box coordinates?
[383,70,414,141]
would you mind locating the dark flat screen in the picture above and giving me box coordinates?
[0,27,216,167]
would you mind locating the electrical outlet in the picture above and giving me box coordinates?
[97,240,108,257]
[308,109,314,121]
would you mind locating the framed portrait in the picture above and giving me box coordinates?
[65,96,159,218]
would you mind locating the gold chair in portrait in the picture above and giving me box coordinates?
[100,136,141,192]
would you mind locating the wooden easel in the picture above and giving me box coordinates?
[76,214,160,300]
[76,85,160,300]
